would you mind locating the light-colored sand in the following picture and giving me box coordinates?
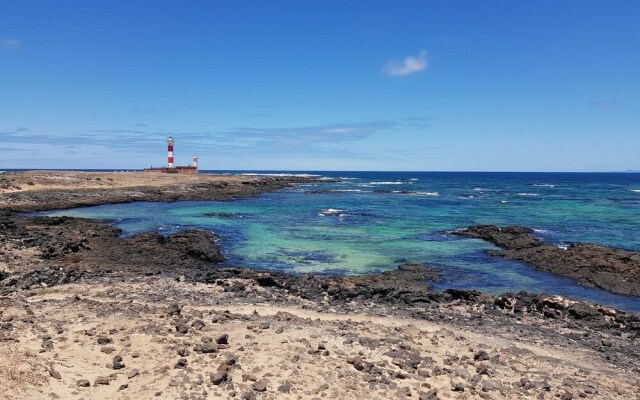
[1,278,637,400]
[0,170,309,211]
[0,170,255,194]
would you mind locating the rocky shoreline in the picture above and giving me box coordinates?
[1,171,640,399]
[0,170,316,212]
[453,225,640,297]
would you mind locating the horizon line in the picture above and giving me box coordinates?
[1,168,639,174]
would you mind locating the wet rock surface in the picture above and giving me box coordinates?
[454,225,640,296]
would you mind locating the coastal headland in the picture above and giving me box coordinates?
[1,171,639,399]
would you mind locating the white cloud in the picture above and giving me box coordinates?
[384,50,428,77]
[0,38,21,49]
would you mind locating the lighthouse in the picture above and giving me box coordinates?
[144,135,198,174]
[167,135,175,168]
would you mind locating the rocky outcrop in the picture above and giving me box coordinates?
[196,263,444,307]
[127,230,225,263]
[0,212,226,294]
[454,225,640,297]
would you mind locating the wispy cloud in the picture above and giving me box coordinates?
[384,50,428,77]
[0,147,31,152]
[197,119,429,147]
[91,129,148,134]
[591,100,616,109]
[0,118,431,163]
[0,131,160,152]
[0,38,21,49]
[16,127,30,132]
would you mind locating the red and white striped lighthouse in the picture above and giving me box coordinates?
[167,135,175,168]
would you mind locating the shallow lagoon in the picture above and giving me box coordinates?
[43,171,640,312]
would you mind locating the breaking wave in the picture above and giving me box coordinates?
[240,173,321,177]
[318,208,347,217]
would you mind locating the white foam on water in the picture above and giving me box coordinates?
[369,181,407,185]
[412,191,439,196]
[533,229,547,233]
[240,173,321,177]
[516,193,540,197]
[319,208,347,217]
[631,189,640,193]
[558,244,569,250]
[500,200,508,203]
[410,178,419,181]
[389,191,439,196]
[533,184,556,188]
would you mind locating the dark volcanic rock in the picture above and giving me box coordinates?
[0,213,228,293]
[454,225,640,296]
[112,355,125,370]
[94,376,110,386]
[165,230,225,263]
[77,379,91,387]
[1,266,85,293]
[194,342,218,354]
[216,334,229,345]
[167,303,182,316]
[323,263,443,305]
[453,225,540,250]
[252,379,268,392]
[97,337,112,345]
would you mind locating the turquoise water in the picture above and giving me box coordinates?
[41,171,640,312]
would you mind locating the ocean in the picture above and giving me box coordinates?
[41,171,640,312]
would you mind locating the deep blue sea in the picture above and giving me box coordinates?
[40,171,640,312]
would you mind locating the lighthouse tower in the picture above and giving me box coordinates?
[144,135,198,174]
[167,136,175,168]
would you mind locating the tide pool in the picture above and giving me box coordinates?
[41,171,640,312]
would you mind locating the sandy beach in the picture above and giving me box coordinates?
[1,171,639,400]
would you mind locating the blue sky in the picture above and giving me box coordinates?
[1,1,639,171]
